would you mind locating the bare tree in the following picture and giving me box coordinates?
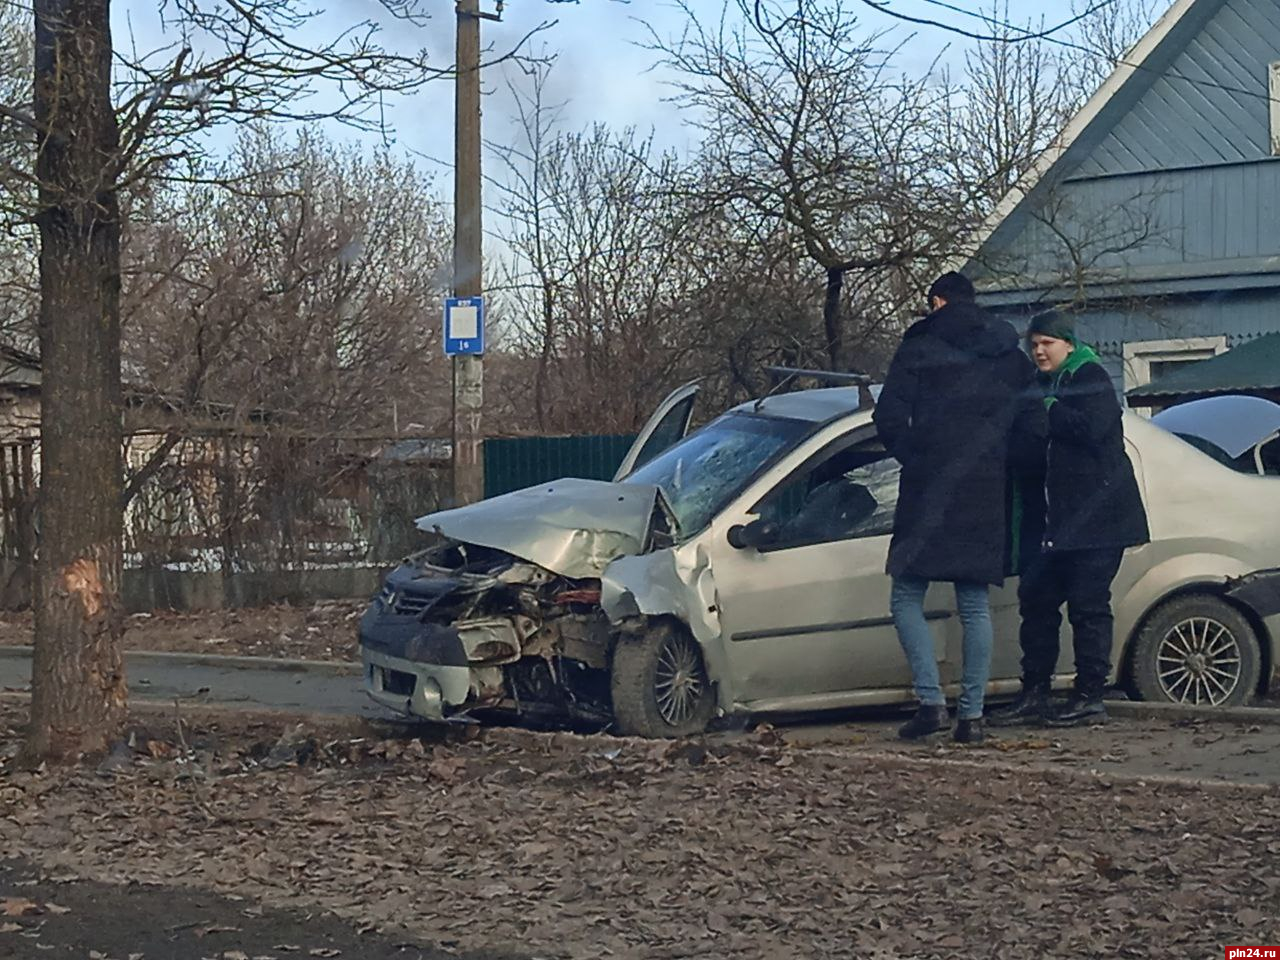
[1061,0,1163,105]
[955,0,1172,321]
[23,0,131,760]
[0,3,31,190]
[486,62,569,432]
[113,126,452,582]
[978,181,1172,316]
[643,0,976,374]
[0,3,36,358]
[9,0,482,762]
[490,59,719,433]
[122,126,453,440]
[493,122,708,433]
[482,0,1167,434]
[941,2,1074,215]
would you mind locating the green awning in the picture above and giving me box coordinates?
[1126,333,1280,406]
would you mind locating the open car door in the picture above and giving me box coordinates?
[613,380,702,481]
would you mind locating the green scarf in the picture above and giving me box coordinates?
[1045,341,1101,407]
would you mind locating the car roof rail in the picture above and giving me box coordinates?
[755,366,872,412]
[764,366,870,386]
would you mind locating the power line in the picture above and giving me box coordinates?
[851,0,1120,43]
[915,0,1120,36]
[868,0,1280,107]
[993,2,1280,108]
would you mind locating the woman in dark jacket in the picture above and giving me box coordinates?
[991,310,1150,727]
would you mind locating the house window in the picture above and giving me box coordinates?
[1122,336,1228,414]
[1271,62,1280,157]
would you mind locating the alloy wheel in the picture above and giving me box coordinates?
[1156,616,1243,706]
[653,629,706,726]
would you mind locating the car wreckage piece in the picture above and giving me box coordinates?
[412,478,674,579]
[1227,568,1280,620]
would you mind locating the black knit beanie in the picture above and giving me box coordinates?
[1026,310,1076,343]
[927,272,976,303]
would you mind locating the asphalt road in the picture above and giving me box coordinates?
[3,646,1280,785]
[0,648,379,717]
[0,858,499,960]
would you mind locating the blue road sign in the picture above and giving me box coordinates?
[444,296,485,356]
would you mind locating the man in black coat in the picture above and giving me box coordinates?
[990,310,1150,727]
[874,272,1044,744]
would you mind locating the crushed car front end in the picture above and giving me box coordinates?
[359,478,674,725]
[360,542,616,723]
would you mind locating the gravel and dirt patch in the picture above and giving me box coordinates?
[773,710,1280,785]
[0,603,365,662]
[2,702,1279,960]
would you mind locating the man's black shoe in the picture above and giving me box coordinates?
[953,717,985,744]
[988,680,1051,727]
[1044,693,1108,727]
[898,704,949,740]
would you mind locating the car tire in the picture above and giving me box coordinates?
[610,621,716,738]
[1130,595,1262,708]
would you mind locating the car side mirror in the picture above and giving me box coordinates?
[728,518,779,550]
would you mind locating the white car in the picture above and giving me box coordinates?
[359,383,1280,736]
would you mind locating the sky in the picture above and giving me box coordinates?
[111,0,1095,187]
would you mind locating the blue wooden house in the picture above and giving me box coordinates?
[962,0,1280,399]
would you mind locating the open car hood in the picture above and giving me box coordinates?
[415,478,666,580]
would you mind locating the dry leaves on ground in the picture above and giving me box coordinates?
[2,706,1279,960]
[2,897,40,916]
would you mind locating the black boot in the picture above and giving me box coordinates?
[953,717,985,744]
[987,681,1051,727]
[1045,690,1107,727]
[898,704,949,740]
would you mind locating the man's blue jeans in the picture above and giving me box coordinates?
[890,577,993,720]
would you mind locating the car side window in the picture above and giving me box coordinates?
[754,438,900,548]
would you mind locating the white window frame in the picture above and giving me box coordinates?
[1122,336,1228,414]
[1270,62,1280,157]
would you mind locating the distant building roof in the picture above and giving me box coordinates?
[0,344,41,388]
[0,342,276,424]
[1127,333,1280,406]
[377,438,452,463]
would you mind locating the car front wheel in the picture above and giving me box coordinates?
[610,621,716,737]
[1131,595,1262,707]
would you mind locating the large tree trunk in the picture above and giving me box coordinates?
[25,0,128,761]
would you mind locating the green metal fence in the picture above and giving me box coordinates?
[483,434,638,499]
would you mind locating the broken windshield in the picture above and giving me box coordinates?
[623,412,808,536]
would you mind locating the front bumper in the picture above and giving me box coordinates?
[361,647,472,721]
[359,600,526,720]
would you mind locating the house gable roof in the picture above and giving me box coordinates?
[954,0,1225,278]
[1073,0,1280,177]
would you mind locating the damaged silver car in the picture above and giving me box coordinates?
[360,383,1280,736]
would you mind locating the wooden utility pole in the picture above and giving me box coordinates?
[451,0,488,505]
